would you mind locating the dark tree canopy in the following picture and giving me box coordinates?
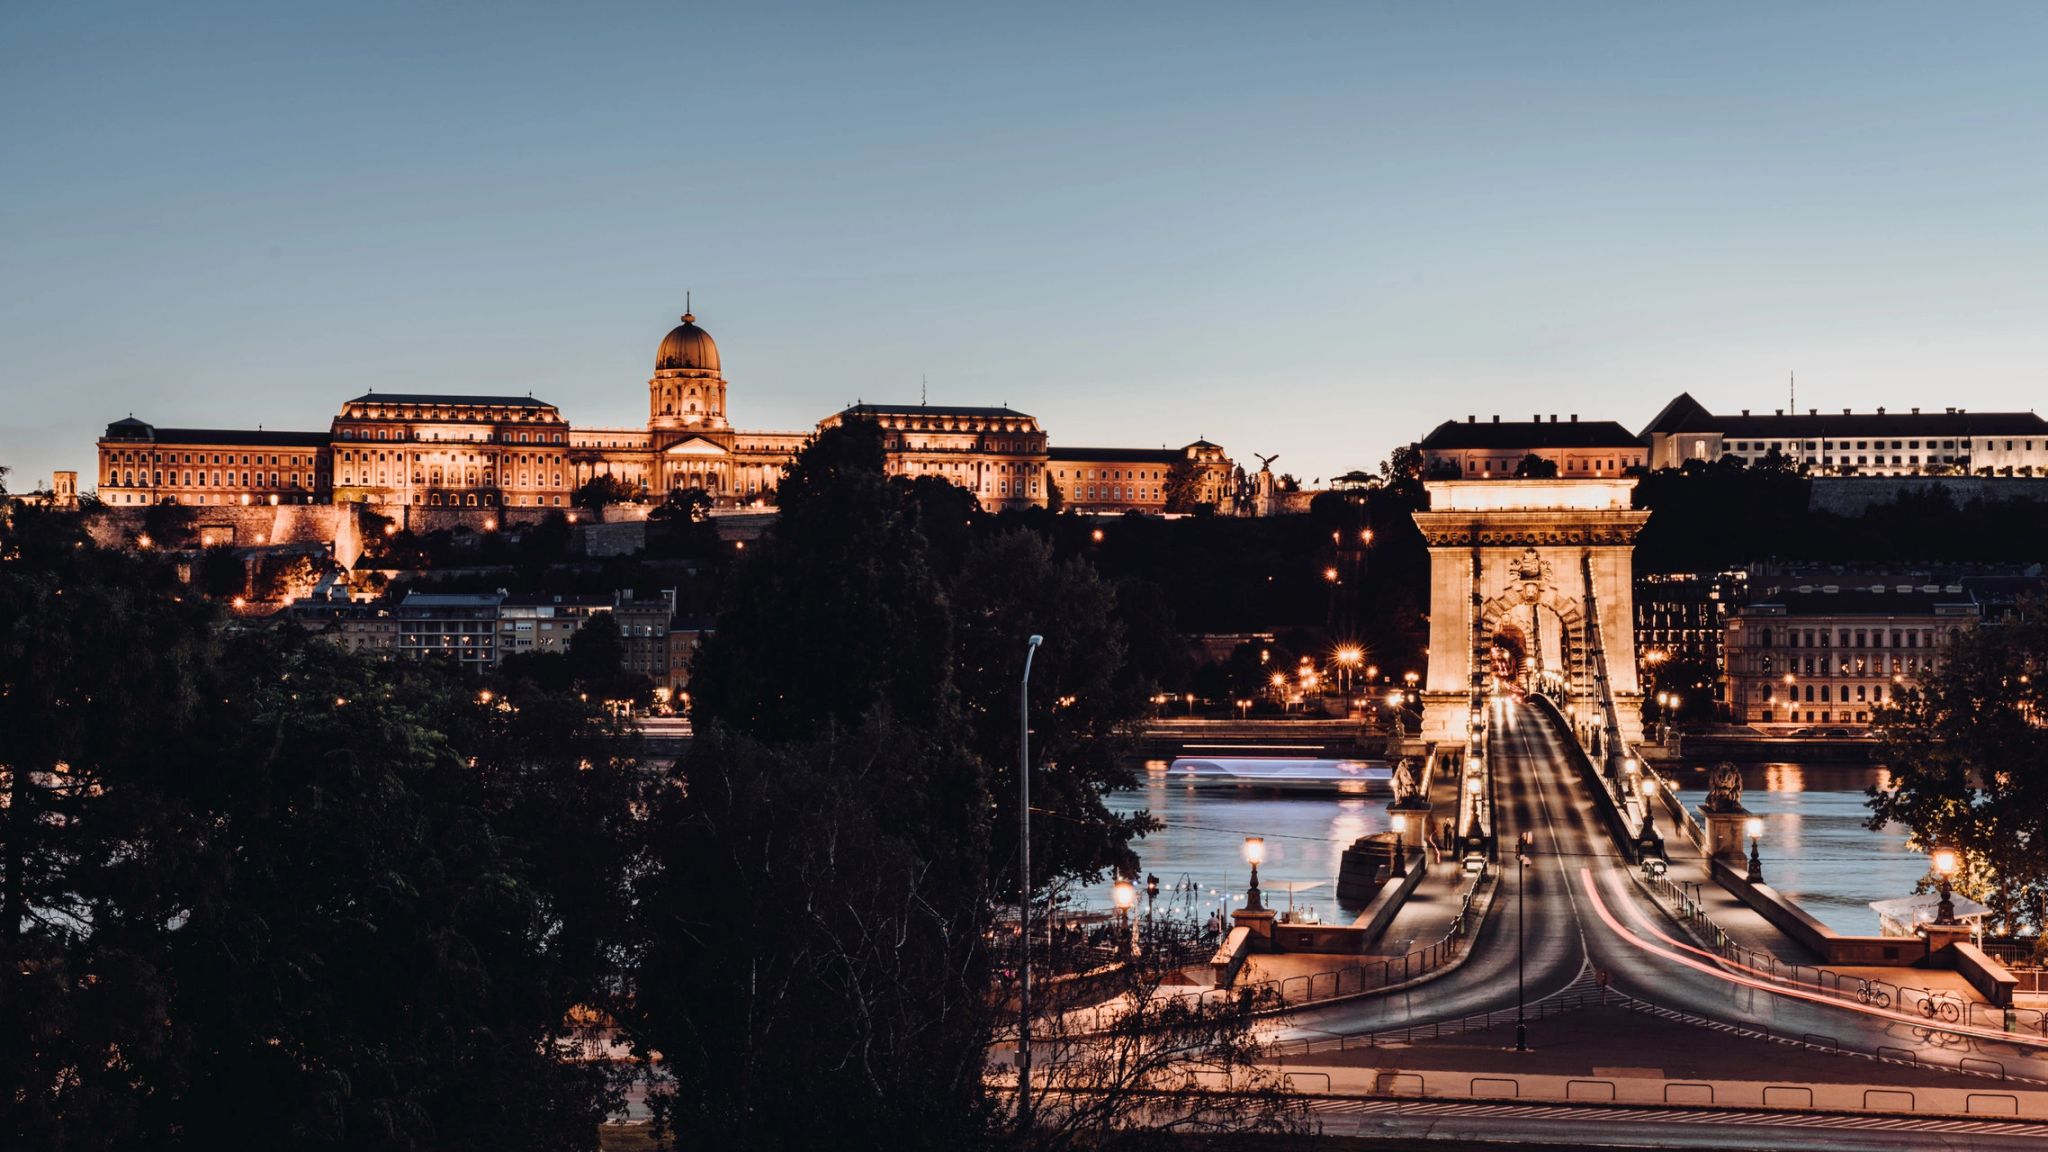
[1513,452,1559,479]
[1869,596,2048,934]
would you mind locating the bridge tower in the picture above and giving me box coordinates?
[1412,479,1651,746]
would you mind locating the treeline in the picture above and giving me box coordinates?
[1633,460,2048,572]
[3,431,1298,1150]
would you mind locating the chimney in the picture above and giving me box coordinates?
[1742,409,1750,416]
[1467,414,1476,423]
[1842,408,1851,415]
[1534,413,1542,422]
[1877,406,1886,415]
[1809,409,1818,416]
[1912,407,1920,414]
[1492,415,1500,423]
[1775,409,1783,416]
[1570,414,1579,423]
[1549,414,1558,423]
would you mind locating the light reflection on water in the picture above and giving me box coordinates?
[1664,762,1922,936]
[1078,759,1921,936]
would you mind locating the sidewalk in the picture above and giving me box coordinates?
[1238,761,1488,987]
[1653,844,1823,965]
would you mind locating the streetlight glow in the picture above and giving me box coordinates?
[1242,836,1265,865]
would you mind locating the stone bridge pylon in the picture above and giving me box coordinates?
[1412,479,1651,747]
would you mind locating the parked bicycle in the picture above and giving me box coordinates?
[1916,988,1963,1024]
[1856,979,1891,1010]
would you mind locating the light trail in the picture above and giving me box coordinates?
[1580,866,2048,1055]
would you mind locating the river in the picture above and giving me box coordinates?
[1076,760,1922,937]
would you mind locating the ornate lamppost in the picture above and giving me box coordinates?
[1243,836,1265,911]
[1931,846,1960,925]
[1745,816,1765,884]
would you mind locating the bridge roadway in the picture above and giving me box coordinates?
[1270,699,2048,1086]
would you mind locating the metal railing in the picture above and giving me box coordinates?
[1075,868,1498,1033]
[1638,869,2048,1039]
[1271,984,1615,1057]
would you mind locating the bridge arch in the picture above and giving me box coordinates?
[1411,479,1651,746]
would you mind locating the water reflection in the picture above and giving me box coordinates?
[1078,759,1920,937]
[1666,762,1921,935]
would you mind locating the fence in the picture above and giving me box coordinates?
[1076,866,1498,1033]
[1638,869,2048,1040]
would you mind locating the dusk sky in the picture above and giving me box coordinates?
[6,2,2048,492]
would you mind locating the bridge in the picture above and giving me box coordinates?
[1259,479,2048,1141]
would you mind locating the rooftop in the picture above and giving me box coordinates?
[839,403,1034,420]
[1642,392,2048,439]
[1419,416,1642,451]
[1048,446,1187,464]
[343,393,558,410]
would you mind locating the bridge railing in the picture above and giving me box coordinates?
[1637,868,2048,1039]
[1075,868,1498,1033]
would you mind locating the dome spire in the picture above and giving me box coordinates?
[682,289,693,325]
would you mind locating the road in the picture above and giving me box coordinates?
[1273,699,2048,1085]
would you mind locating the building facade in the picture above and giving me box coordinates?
[1642,393,2048,476]
[1418,415,1647,479]
[99,307,1233,517]
[1723,583,1979,728]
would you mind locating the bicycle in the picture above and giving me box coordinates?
[1916,989,1962,1024]
[1856,979,1892,1010]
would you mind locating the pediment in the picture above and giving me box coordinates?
[664,437,730,457]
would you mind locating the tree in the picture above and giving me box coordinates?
[1010,916,1311,1147]
[1868,600,2048,935]
[2,511,636,1148]
[142,498,197,548]
[629,419,995,1148]
[1162,460,1205,514]
[571,474,638,513]
[952,530,1159,888]
[195,545,248,600]
[1045,474,1065,514]
[688,419,958,740]
[1513,453,1559,479]
[646,486,712,524]
[0,507,219,1147]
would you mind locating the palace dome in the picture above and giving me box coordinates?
[655,312,720,373]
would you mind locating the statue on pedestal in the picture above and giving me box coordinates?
[1703,762,1744,812]
[1390,757,1421,807]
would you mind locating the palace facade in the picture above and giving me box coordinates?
[96,308,1239,517]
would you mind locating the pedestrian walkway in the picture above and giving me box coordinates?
[1652,844,1823,965]
[1240,764,1490,988]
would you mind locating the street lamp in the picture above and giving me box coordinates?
[1145,872,1160,944]
[1111,880,1137,956]
[1390,813,1408,878]
[1017,634,1044,1131]
[1745,816,1765,884]
[1516,830,1534,1052]
[1931,847,1960,925]
[1243,837,1266,911]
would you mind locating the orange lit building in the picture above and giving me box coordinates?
[97,307,1236,517]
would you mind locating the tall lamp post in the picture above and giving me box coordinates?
[1745,816,1765,884]
[1390,813,1408,878]
[1145,873,1160,948]
[1516,830,1534,1052]
[1017,634,1044,1131]
[1111,879,1137,957]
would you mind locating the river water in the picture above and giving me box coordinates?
[1076,760,1923,937]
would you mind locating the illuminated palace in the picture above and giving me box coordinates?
[95,308,1239,516]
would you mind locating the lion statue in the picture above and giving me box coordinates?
[1703,762,1744,812]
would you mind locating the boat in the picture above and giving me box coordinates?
[1165,757,1391,791]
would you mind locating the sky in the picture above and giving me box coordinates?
[5,2,2048,492]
